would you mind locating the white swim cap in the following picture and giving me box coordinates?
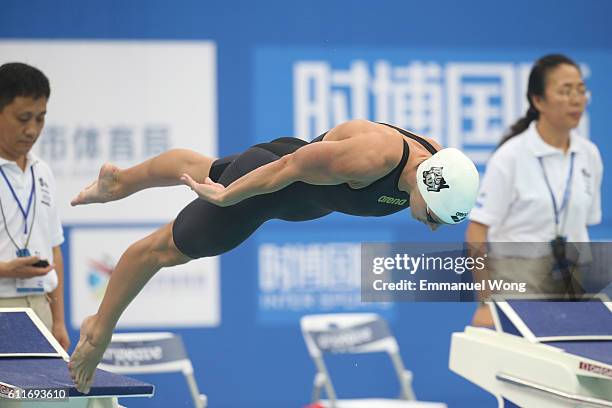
[416,148,479,224]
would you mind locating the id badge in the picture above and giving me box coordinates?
[15,248,45,293]
[16,278,45,293]
[550,236,568,280]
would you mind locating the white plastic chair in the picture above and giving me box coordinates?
[300,313,447,408]
[98,332,207,408]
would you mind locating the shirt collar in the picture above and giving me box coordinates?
[525,121,580,157]
[0,152,40,170]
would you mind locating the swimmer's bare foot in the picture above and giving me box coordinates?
[71,163,123,206]
[68,314,112,394]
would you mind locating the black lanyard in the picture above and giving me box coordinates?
[537,152,575,236]
[0,165,37,251]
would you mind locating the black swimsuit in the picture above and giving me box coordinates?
[172,124,437,258]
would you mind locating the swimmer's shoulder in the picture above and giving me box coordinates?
[323,120,411,144]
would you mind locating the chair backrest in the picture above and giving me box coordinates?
[300,313,414,404]
[98,332,193,375]
[99,332,208,408]
[301,313,399,358]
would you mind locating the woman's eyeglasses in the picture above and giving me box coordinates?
[557,87,591,101]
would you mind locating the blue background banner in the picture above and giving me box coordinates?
[2,1,611,407]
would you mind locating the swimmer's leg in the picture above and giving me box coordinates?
[68,222,191,393]
[71,149,216,206]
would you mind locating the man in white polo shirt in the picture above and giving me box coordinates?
[0,62,70,351]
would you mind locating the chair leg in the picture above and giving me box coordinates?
[312,372,327,402]
[184,371,206,408]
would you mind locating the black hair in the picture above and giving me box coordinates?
[498,54,579,148]
[0,62,50,111]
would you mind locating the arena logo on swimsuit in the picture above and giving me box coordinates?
[378,195,408,206]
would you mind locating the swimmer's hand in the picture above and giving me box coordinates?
[181,174,233,206]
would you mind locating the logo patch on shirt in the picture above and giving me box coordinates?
[582,168,592,196]
[36,176,51,206]
[422,167,449,192]
[38,177,49,189]
[378,195,408,206]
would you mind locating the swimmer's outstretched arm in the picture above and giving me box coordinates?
[71,149,216,206]
[182,135,396,206]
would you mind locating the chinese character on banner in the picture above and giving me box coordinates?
[329,61,369,125]
[73,127,100,161]
[143,125,171,158]
[294,61,369,140]
[39,125,68,162]
[446,63,516,164]
[372,60,443,137]
[109,126,135,161]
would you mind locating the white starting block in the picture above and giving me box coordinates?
[0,308,154,408]
[449,297,612,407]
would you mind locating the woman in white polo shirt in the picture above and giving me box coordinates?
[467,54,603,326]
